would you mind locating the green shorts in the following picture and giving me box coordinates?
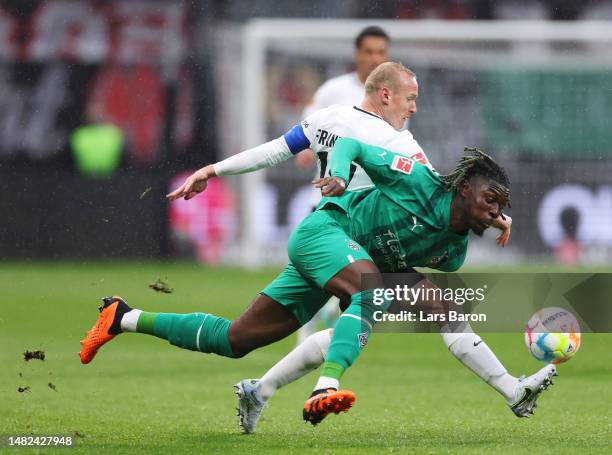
[261,208,373,326]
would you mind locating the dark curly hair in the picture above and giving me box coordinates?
[443,147,511,207]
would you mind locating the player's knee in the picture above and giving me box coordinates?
[227,334,256,358]
[308,328,333,359]
[229,347,249,359]
[227,342,250,358]
[348,290,385,327]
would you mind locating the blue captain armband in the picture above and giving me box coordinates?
[283,124,310,154]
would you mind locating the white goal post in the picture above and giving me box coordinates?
[237,19,612,267]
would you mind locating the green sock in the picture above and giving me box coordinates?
[321,361,345,380]
[323,290,390,379]
[136,311,235,358]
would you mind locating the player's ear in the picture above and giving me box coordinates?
[380,86,392,105]
[460,179,472,198]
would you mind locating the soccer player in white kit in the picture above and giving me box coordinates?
[168,62,427,199]
[295,26,391,344]
[171,63,433,208]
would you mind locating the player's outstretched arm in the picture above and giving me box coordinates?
[167,133,305,201]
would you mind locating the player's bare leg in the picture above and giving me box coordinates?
[228,295,301,356]
[79,293,300,364]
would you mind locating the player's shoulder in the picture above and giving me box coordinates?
[383,128,426,154]
[388,127,417,143]
[320,72,359,88]
[354,119,420,148]
[305,104,351,125]
[385,146,441,183]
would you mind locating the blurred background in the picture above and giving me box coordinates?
[1,0,612,268]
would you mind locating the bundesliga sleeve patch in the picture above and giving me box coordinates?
[391,155,414,174]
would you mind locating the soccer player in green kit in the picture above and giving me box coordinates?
[79,139,555,429]
[242,139,553,430]
[298,137,526,425]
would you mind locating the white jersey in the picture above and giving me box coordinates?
[283,104,433,194]
[302,72,364,118]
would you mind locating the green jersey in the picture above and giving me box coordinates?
[318,137,468,273]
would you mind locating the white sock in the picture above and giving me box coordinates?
[258,329,332,401]
[440,324,518,402]
[120,309,142,332]
[314,376,339,392]
[296,315,319,345]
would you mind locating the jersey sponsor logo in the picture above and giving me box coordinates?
[315,128,340,148]
[358,332,369,349]
[301,120,309,129]
[379,229,408,270]
[391,155,414,175]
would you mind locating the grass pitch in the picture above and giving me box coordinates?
[0,262,610,454]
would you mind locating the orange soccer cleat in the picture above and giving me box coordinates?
[303,388,356,426]
[79,296,131,364]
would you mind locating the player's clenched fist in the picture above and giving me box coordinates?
[166,165,216,201]
[312,176,347,197]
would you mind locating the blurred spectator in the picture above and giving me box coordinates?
[70,124,123,178]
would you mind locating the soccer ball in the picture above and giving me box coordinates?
[524,307,581,364]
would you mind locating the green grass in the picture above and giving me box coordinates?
[0,262,610,454]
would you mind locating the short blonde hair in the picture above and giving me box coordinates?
[364,62,416,94]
